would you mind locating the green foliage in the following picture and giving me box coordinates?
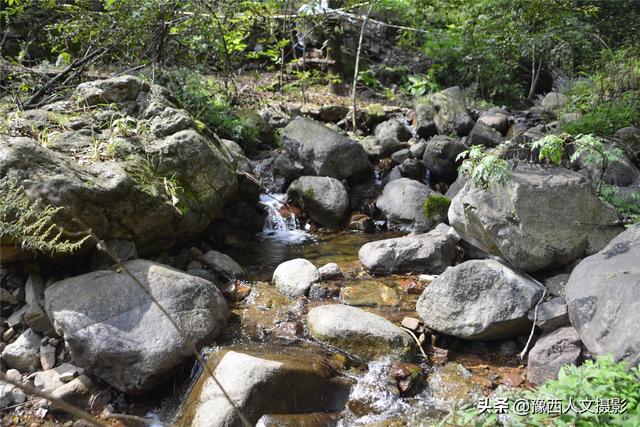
[600,185,640,225]
[448,355,640,427]
[532,135,565,165]
[157,70,257,152]
[357,69,379,89]
[562,95,640,136]
[457,145,510,190]
[402,74,439,97]
[0,179,90,256]
[423,194,451,223]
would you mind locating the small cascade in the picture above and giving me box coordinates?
[258,193,309,243]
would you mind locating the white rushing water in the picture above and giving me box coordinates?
[258,193,310,243]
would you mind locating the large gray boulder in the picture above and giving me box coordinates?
[281,117,372,182]
[374,118,412,143]
[182,349,350,427]
[427,86,474,136]
[449,166,622,273]
[477,108,510,135]
[307,304,413,361]
[526,327,582,385]
[272,258,320,297]
[377,178,435,230]
[0,76,237,261]
[287,176,349,227]
[416,260,544,340]
[565,225,640,366]
[359,224,458,274]
[197,250,246,281]
[44,260,228,393]
[467,121,502,147]
[422,135,467,183]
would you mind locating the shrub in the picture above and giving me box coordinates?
[423,194,451,224]
[562,95,640,136]
[154,69,258,152]
[447,355,640,427]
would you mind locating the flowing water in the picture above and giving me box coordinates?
[131,193,520,425]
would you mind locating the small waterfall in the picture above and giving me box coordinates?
[258,193,309,243]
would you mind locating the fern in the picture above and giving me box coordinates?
[0,180,90,256]
[457,145,511,190]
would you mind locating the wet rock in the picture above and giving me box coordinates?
[198,250,246,281]
[339,281,399,307]
[401,317,421,332]
[307,304,413,361]
[428,86,475,136]
[467,121,502,147]
[272,322,304,341]
[477,108,510,135]
[565,225,640,366]
[543,273,569,297]
[449,165,623,272]
[360,135,408,158]
[526,327,581,385]
[24,303,54,334]
[308,282,341,300]
[541,92,569,111]
[287,176,349,228]
[347,213,375,233]
[375,118,412,143]
[318,263,342,279]
[422,135,467,184]
[428,363,482,411]
[0,287,18,305]
[281,117,372,182]
[417,259,543,340]
[273,258,320,298]
[257,413,341,427]
[376,178,435,230]
[44,259,228,393]
[1,328,41,372]
[183,349,351,427]
[358,224,458,274]
[529,297,569,331]
[241,283,291,337]
[389,362,424,396]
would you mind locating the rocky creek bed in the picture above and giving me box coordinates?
[1,75,639,426]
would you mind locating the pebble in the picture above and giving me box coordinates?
[40,344,56,371]
[401,317,421,332]
[6,369,21,383]
[417,274,436,283]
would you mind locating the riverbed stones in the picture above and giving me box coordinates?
[565,225,640,366]
[1,328,41,372]
[477,108,510,135]
[526,327,582,385]
[184,349,351,427]
[417,259,543,340]
[422,135,467,184]
[467,121,502,147]
[376,178,435,230]
[428,86,475,136]
[287,176,349,227]
[358,224,458,274]
[339,280,399,307]
[528,297,569,331]
[318,262,342,279]
[375,118,412,143]
[197,250,246,281]
[307,304,413,360]
[413,103,438,139]
[44,259,228,393]
[449,165,623,272]
[272,258,320,298]
[281,117,372,182]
